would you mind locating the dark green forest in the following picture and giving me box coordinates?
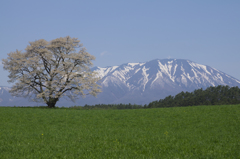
[148,85,240,108]
[73,85,240,109]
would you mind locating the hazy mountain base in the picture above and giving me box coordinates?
[1,59,240,106]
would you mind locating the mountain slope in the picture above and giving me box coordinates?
[86,59,240,105]
[1,59,240,106]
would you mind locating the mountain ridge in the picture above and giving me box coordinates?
[1,59,240,106]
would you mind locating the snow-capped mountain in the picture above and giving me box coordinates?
[1,59,240,106]
[87,59,240,105]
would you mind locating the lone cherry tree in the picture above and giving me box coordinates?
[2,36,101,108]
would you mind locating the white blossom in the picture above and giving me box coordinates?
[2,36,101,107]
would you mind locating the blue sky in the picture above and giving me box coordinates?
[1,0,240,87]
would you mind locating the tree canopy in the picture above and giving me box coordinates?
[2,36,101,108]
[67,85,240,110]
[147,85,240,108]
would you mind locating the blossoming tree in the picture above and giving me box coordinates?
[2,36,101,108]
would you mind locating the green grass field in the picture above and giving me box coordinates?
[0,105,239,158]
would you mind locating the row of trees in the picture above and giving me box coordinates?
[70,85,240,109]
[71,103,143,110]
[147,85,240,108]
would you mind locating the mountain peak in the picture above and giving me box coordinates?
[91,58,240,104]
[1,59,240,106]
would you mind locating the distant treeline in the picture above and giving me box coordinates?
[71,103,143,110]
[72,85,240,109]
[148,85,240,108]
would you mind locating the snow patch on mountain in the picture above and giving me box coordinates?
[158,61,175,82]
[151,70,163,86]
[128,63,140,67]
[141,66,150,92]
[93,59,240,94]
[1,59,240,106]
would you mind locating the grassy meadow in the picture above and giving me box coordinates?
[0,105,239,158]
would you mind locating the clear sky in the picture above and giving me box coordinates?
[1,0,240,87]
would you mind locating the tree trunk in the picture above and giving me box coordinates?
[47,98,59,108]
